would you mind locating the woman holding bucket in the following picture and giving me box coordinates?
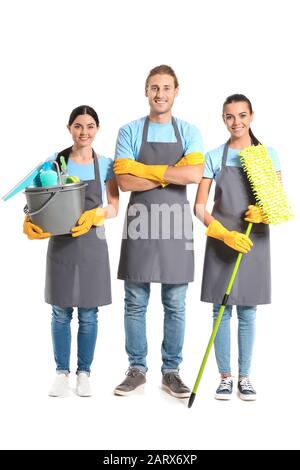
[23,105,119,397]
[194,94,281,401]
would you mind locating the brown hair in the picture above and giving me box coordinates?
[145,65,179,89]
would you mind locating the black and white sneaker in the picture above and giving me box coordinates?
[238,377,256,401]
[215,377,233,400]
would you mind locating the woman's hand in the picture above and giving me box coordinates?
[71,208,106,237]
[23,215,51,240]
[244,205,269,224]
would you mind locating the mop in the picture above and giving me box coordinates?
[188,144,293,408]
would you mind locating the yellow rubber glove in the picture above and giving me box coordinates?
[114,158,168,186]
[156,152,206,188]
[244,205,269,224]
[175,152,205,167]
[23,215,51,240]
[206,219,253,254]
[71,208,106,238]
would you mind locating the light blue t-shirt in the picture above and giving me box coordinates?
[204,144,281,180]
[115,116,204,160]
[47,154,114,199]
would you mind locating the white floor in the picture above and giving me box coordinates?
[1,347,299,451]
[1,261,299,450]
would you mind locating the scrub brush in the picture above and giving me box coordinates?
[188,144,293,408]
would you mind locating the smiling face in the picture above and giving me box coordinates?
[68,114,99,148]
[223,101,254,141]
[145,74,178,121]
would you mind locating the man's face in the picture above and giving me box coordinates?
[145,74,178,117]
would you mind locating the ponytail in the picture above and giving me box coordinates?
[249,128,261,146]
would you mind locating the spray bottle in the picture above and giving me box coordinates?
[39,162,58,187]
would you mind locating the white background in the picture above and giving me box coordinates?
[0,0,299,451]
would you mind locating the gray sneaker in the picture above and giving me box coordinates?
[114,368,146,396]
[162,372,191,398]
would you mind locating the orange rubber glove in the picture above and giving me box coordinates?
[23,215,51,240]
[206,219,253,254]
[71,208,106,238]
[175,152,205,167]
[244,205,269,224]
[114,158,168,186]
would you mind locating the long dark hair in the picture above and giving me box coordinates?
[68,105,99,127]
[223,94,260,146]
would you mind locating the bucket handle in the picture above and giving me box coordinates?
[24,191,60,217]
[52,160,63,185]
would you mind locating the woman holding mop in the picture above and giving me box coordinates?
[23,105,119,397]
[194,94,281,400]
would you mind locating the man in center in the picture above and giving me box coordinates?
[113,65,204,398]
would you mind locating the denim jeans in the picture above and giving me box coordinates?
[124,281,188,374]
[51,305,98,375]
[213,304,256,377]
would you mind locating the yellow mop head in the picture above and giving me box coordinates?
[239,145,293,224]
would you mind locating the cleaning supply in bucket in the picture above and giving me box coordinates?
[59,156,68,183]
[59,155,81,184]
[39,162,58,187]
[66,175,80,183]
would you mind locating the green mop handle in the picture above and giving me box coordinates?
[188,222,253,408]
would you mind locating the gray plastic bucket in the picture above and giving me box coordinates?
[25,182,87,236]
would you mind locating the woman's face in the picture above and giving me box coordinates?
[223,101,253,139]
[68,114,99,148]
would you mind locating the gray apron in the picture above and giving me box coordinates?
[45,147,111,308]
[118,117,194,284]
[201,143,271,305]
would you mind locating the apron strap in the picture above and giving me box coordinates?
[91,149,100,182]
[222,139,254,168]
[171,117,181,144]
[142,117,150,144]
[221,142,229,167]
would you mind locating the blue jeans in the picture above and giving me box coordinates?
[124,281,188,374]
[213,304,256,377]
[51,305,98,375]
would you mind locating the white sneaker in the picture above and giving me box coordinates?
[76,372,92,397]
[49,374,73,397]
